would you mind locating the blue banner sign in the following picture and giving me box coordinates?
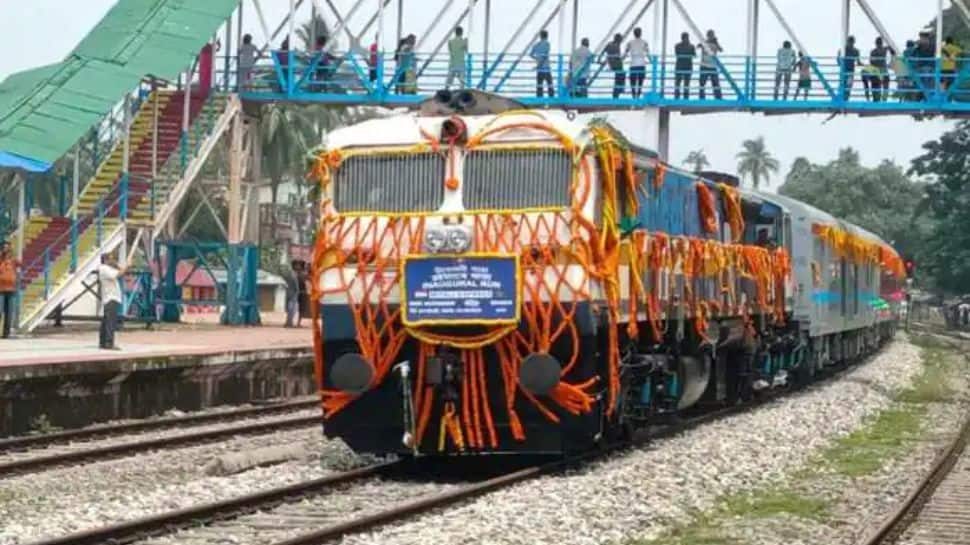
[402,255,520,325]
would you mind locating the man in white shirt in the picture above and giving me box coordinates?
[626,27,650,99]
[699,30,723,100]
[569,38,593,97]
[97,254,125,350]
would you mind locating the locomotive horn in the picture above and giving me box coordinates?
[330,353,375,394]
[518,353,562,395]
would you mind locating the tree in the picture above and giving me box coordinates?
[909,121,970,293]
[736,136,779,190]
[683,149,710,172]
[778,147,930,264]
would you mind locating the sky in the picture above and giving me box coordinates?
[0,0,954,191]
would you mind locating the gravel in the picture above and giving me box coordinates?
[0,428,370,545]
[724,343,970,545]
[344,338,924,545]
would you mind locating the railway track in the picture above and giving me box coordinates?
[22,392,780,545]
[0,399,321,478]
[860,412,970,545]
[22,344,890,545]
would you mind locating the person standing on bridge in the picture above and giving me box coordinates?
[446,26,468,90]
[839,36,860,100]
[601,34,625,99]
[699,30,723,100]
[794,51,812,100]
[0,242,20,339]
[569,38,593,97]
[626,28,650,99]
[674,33,696,99]
[237,34,258,91]
[870,37,891,101]
[774,41,796,100]
[530,30,555,98]
[942,36,962,94]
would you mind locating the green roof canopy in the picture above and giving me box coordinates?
[0,0,239,169]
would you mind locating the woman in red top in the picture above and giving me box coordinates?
[0,241,20,338]
[198,43,214,98]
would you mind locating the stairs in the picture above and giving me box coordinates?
[76,90,207,220]
[15,90,238,332]
[129,94,229,225]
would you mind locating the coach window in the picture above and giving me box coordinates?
[853,264,860,315]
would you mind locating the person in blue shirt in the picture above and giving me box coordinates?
[838,36,860,100]
[530,30,554,97]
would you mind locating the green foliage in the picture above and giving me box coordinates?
[721,490,829,521]
[909,121,970,294]
[778,148,930,260]
[736,137,779,189]
[821,407,922,476]
[683,149,710,172]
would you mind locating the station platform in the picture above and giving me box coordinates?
[0,317,319,436]
[0,317,314,381]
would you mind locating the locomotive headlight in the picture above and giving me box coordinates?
[424,227,448,253]
[445,226,472,253]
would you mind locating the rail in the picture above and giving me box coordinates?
[227,50,970,113]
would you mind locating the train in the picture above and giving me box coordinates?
[307,90,906,456]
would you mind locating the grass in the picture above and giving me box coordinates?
[819,346,953,477]
[633,488,829,545]
[630,342,959,545]
[722,490,829,522]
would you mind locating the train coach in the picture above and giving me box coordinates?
[307,91,905,456]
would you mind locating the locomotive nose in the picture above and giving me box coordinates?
[330,353,375,394]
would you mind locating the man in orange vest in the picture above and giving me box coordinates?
[0,241,20,338]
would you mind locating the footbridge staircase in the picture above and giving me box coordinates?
[15,91,241,333]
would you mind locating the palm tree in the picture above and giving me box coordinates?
[736,137,780,190]
[683,149,710,172]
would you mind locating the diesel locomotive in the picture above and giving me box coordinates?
[308,91,905,456]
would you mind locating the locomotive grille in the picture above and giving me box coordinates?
[334,153,446,213]
[463,149,573,211]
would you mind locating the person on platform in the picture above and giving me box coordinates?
[296,261,309,328]
[838,36,860,100]
[674,32,696,99]
[626,27,650,99]
[313,35,339,93]
[869,37,891,101]
[601,33,625,99]
[0,242,20,339]
[284,261,300,328]
[569,38,593,98]
[237,34,258,90]
[774,40,797,100]
[699,30,723,100]
[530,30,554,98]
[794,51,812,100]
[446,26,468,90]
[942,36,962,93]
[97,254,124,350]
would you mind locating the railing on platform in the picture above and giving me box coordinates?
[226,49,970,112]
